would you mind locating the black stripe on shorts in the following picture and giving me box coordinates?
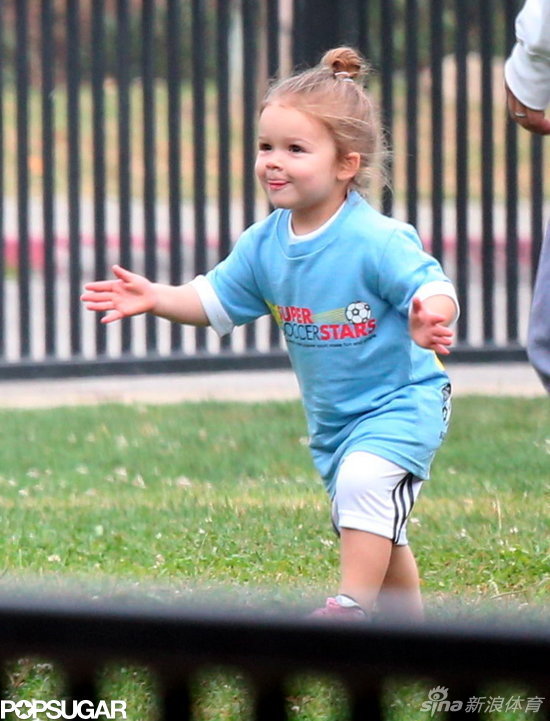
[391,472,415,544]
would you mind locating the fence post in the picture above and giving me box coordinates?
[292,0,341,66]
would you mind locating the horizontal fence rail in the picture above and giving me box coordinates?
[0,0,546,378]
[0,595,548,720]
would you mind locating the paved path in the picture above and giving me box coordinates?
[0,363,545,409]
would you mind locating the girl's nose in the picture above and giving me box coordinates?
[266,153,282,169]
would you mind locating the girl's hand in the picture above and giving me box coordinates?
[409,297,454,355]
[81,265,157,323]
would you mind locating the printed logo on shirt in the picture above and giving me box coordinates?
[440,382,452,438]
[267,300,377,348]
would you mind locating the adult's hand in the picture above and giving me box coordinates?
[506,84,550,135]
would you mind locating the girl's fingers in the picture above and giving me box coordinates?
[83,301,115,311]
[426,313,447,326]
[81,291,115,302]
[83,266,133,293]
[83,280,117,292]
[112,264,134,281]
[101,311,123,324]
[411,297,423,314]
[411,298,447,326]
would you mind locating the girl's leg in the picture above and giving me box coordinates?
[333,452,424,616]
[338,533,423,618]
[379,544,424,620]
[338,528,393,612]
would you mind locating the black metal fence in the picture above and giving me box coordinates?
[0,594,548,720]
[0,0,545,379]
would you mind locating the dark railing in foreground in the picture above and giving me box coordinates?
[0,595,548,720]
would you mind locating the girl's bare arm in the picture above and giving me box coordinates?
[81,265,209,326]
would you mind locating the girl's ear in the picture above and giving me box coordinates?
[337,152,361,181]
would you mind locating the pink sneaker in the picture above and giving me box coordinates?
[310,595,367,620]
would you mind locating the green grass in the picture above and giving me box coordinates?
[0,396,547,720]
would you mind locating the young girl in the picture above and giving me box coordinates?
[82,47,458,620]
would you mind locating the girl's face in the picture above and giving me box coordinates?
[255,102,356,234]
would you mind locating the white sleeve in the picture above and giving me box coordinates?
[504,0,550,110]
[189,275,235,337]
[409,281,460,324]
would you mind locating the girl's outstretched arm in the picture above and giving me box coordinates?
[409,296,455,355]
[81,264,209,326]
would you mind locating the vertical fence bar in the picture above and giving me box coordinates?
[41,0,56,357]
[267,0,282,351]
[217,0,232,351]
[160,678,192,721]
[291,0,340,67]
[455,0,469,343]
[142,0,158,352]
[91,0,107,356]
[67,0,82,356]
[430,0,444,264]
[357,0,370,60]
[15,0,30,358]
[480,0,495,344]
[349,684,383,721]
[243,0,258,351]
[64,667,98,714]
[540,687,550,721]
[0,0,6,358]
[253,679,287,721]
[291,0,302,65]
[117,0,133,353]
[192,0,207,351]
[530,135,544,287]
[405,0,418,228]
[504,1,519,343]
[167,0,183,352]
[443,686,482,720]
[266,0,280,104]
[291,0,306,66]
[338,1,359,48]
[380,0,394,216]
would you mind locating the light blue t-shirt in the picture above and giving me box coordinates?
[207,192,454,494]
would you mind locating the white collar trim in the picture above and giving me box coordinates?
[288,200,346,244]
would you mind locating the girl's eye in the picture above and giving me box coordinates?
[258,142,272,151]
[289,144,304,153]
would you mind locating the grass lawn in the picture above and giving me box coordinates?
[0,396,547,719]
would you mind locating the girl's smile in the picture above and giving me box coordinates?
[266,178,290,191]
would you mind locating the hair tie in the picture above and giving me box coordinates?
[334,71,354,83]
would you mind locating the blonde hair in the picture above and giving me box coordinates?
[261,47,388,194]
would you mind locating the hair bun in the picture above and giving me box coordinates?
[321,47,366,81]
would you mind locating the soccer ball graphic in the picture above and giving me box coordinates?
[345,301,372,324]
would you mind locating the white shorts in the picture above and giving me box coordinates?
[331,451,423,546]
